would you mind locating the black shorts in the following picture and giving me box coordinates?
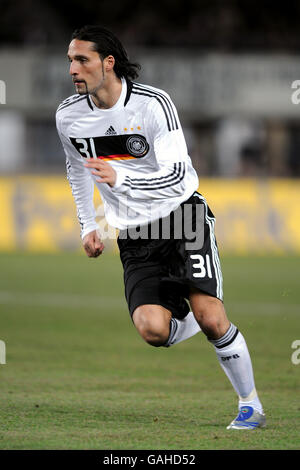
[117,192,223,320]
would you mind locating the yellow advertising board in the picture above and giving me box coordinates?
[200,179,300,254]
[0,176,299,254]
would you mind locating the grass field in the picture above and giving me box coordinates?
[0,251,299,450]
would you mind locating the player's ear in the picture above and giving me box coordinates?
[103,55,115,73]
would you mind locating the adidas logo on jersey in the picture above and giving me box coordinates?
[105,126,117,136]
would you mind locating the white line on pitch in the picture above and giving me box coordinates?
[0,290,125,310]
[0,291,298,314]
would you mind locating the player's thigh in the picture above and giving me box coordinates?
[132,304,172,341]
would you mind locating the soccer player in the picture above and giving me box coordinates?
[56,25,265,430]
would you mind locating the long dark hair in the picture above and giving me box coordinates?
[71,25,140,81]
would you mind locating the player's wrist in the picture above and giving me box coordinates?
[111,172,126,191]
[81,226,99,241]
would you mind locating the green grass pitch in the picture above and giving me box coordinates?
[0,251,299,449]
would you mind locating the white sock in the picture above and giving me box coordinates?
[210,323,263,413]
[164,312,201,347]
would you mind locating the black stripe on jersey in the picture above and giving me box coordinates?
[124,79,133,106]
[132,83,179,131]
[132,90,172,131]
[57,95,87,113]
[86,95,94,110]
[124,165,178,188]
[127,162,182,184]
[66,158,83,230]
[133,83,178,131]
[66,158,71,173]
[132,83,178,130]
[123,162,185,190]
[132,85,176,132]
[125,163,185,191]
[70,134,149,159]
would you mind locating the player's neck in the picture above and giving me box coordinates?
[91,75,122,110]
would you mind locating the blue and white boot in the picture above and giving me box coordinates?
[227,406,266,430]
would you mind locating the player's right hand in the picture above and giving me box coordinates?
[82,230,104,258]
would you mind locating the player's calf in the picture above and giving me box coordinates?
[189,291,230,340]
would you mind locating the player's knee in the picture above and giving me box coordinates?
[132,307,170,347]
[143,328,167,347]
[137,319,168,347]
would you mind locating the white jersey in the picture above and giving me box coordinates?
[56,77,199,238]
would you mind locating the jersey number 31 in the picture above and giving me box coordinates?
[190,254,213,278]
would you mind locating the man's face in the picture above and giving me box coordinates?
[68,39,105,95]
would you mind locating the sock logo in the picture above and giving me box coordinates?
[221,354,240,362]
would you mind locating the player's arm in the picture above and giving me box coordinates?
[84,96,190,200]
[56,114,103,257]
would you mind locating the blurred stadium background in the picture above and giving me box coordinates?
[1,0,300,252]
[0,0,300,450]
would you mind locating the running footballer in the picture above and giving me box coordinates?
[56,25,265,430]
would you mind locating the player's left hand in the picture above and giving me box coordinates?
[84,158,117,187]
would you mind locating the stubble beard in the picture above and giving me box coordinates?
[89,71,109,108]
[76,63,108,108]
